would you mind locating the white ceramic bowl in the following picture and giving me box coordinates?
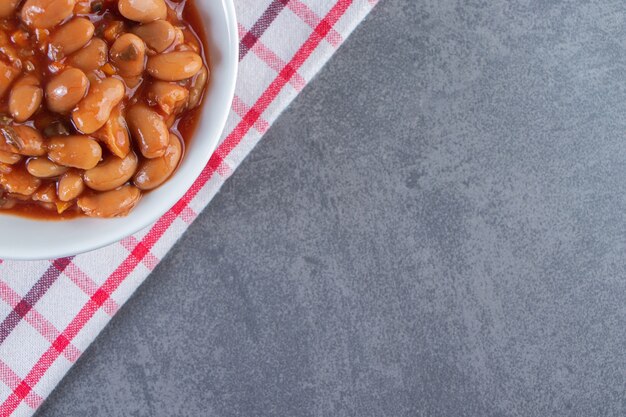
[0,0,238,261]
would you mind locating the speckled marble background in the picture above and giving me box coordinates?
[36,0,626,415]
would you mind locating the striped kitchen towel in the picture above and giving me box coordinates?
[0,0,378,416]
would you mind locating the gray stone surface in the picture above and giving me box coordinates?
[36,0,626,416]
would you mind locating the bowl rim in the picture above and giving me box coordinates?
[0,0,239,261]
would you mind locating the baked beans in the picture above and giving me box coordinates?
[0,0,209,219]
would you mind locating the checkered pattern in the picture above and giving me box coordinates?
[0,0,377,415]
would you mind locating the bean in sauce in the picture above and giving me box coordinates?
[0,0,209,219]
